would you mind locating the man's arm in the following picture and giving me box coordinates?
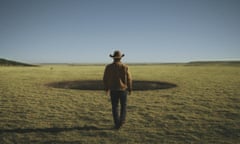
[126,67,132,94]
[103,66,109,92]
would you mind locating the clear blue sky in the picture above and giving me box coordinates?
[0,0,240,63]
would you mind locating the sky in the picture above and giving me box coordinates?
[0,0,240,63]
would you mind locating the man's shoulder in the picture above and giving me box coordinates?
[106,63,114,68]
[120,62,128,67]
[105,63,114,70]
[106,62,128,68]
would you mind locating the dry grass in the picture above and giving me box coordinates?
[0,64,239,143]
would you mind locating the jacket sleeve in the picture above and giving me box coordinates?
[103,66,109,91]
[126,67,132,91]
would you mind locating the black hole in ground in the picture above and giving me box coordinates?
[47,80,177,91]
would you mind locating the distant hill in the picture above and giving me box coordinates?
[186,61,240,66]
[0,58,35,66]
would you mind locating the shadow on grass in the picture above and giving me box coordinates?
[46,80,177,91]
[0,125,112,134]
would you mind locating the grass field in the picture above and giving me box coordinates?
[0,64,239,143]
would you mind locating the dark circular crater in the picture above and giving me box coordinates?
[47,80,177,91]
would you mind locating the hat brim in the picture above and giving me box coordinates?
[109,54,125,58]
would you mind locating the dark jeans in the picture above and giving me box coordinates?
[110,90,127,127]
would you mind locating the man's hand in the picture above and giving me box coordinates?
[128,91,132,95]
[105,90,110,96]
[105,90,111,102]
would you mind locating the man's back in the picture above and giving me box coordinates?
[103,61,132,91]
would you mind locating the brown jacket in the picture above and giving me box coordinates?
[103,62,132,91]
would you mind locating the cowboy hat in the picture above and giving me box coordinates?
[109,50,125,59]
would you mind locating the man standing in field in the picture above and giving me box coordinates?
[103,50,132,129]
